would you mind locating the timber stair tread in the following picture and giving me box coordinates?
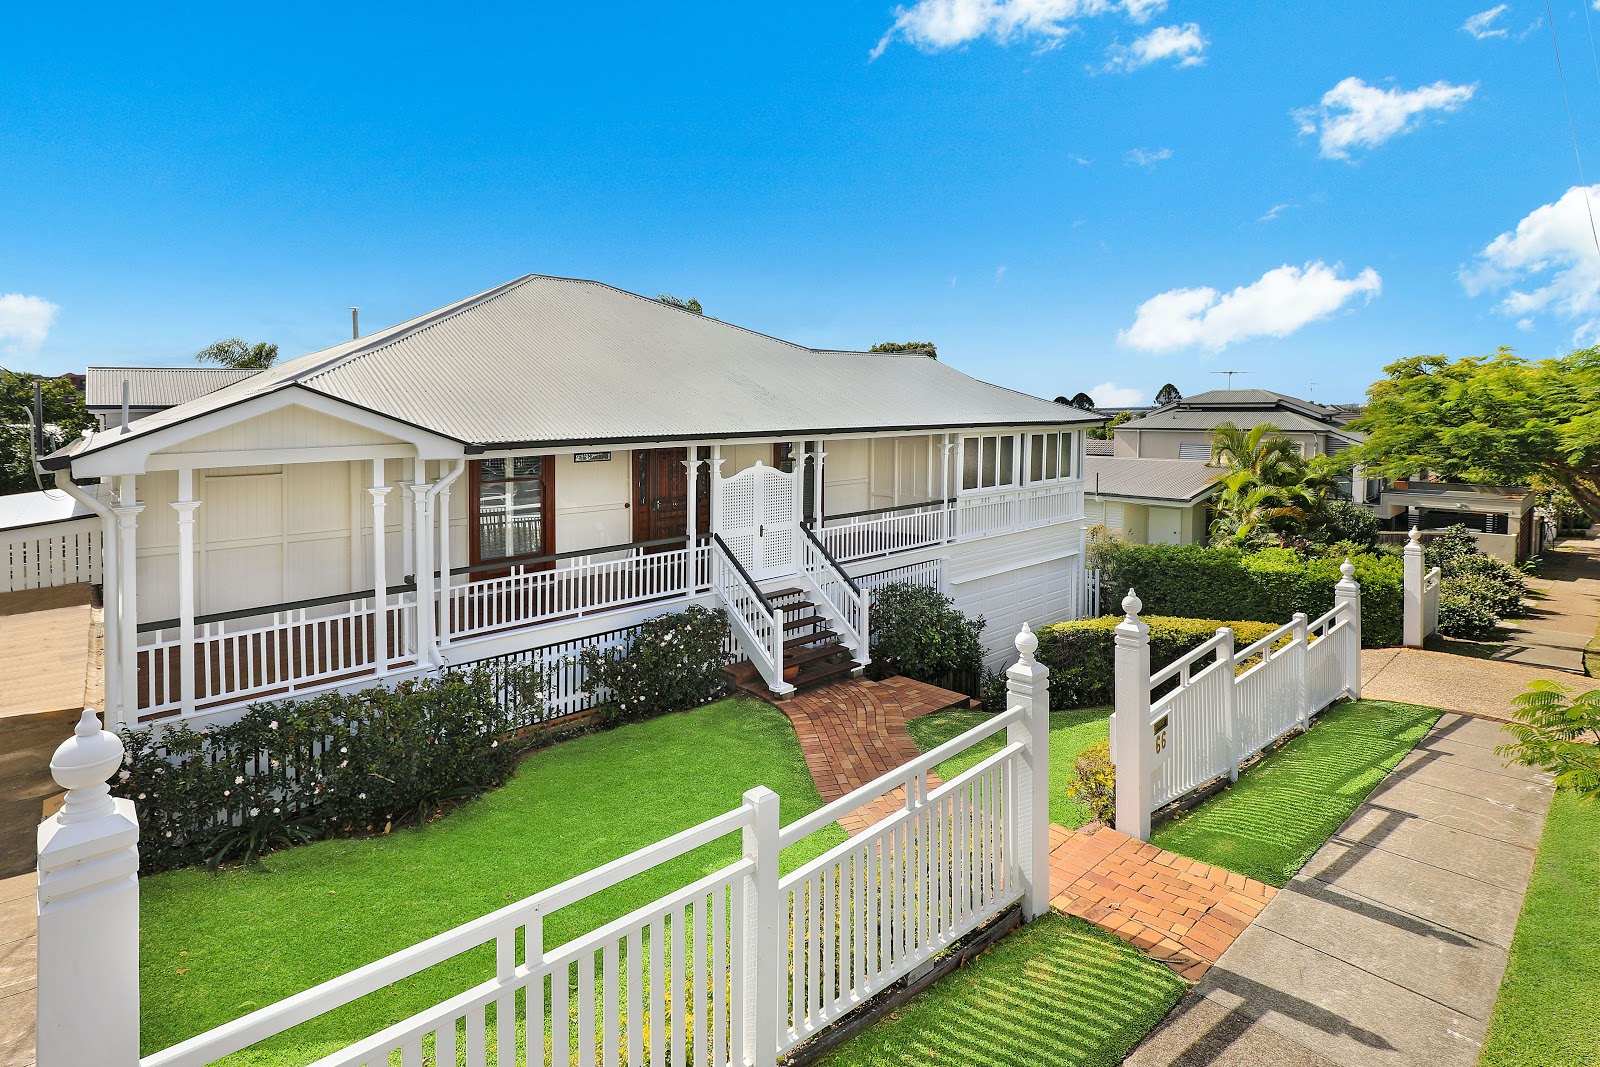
[787,640,847,669]
[766,587,809,602]
[784,614,829,632]
[783,628,837,650]
[792,659,857,690]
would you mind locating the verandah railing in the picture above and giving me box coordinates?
[1,516,100,592]
[134,587,417,721]
[35,627,1053,1067]
[816,483,1084,564]
[797,525,868,667]
[1110,561,1364,839]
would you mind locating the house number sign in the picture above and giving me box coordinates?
[573,452,613,463]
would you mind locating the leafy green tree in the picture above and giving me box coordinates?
[656,294,703,315]
[1207,421,1319,547]
[0,370,94,494]
[1155,382,1182,405]
[1349,349,1600,521]
[1498,680,1600,797]
[1087,409,1137,440]
[1067,392,1096,411]
[870,341,937,358]
[195,338,278,369]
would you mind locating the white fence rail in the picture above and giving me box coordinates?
[819,503,948,563]
[955,484,1082,541]
[1111,562,1363,839]
[2,517,100,592]
[34,629,1053,1067]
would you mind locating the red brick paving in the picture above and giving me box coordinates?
[776,676,1274,982]
[1048,822,1277,981]
[778,675,969,835]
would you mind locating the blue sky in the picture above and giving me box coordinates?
[5,1,1600,405]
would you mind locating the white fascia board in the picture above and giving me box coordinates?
[67,386,465,477]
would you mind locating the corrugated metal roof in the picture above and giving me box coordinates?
[0,489,96,531]
[1084,456,1221,503]
[1085,438,1114,456]
[84,367,261,409]
[64,276,1096,462]
[1118,407,1359,435]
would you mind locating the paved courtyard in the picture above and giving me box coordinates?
[1127,713,1555,1067]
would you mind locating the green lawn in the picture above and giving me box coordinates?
[819,913,1186,1067]
[907,707,1113,829]
[139,696,848,1065]
[1148,699,1441,887]
[1480,788,1600,1067]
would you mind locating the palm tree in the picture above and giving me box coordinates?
[1208,421,1304,487]
[1209,480,1308,547]
[195,338,278,369]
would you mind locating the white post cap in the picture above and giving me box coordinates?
[49,709,125,824]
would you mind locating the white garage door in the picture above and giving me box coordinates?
[952,557,1080,670]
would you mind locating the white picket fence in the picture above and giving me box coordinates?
[1110,562,1363,839]
[35,629,1052,1067]
[1403,528,1442,646]
[1,517,100,592]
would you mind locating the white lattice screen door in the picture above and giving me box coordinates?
[718,461,798,580]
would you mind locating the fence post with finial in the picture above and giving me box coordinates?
[35,708,140,1067]
[1334,558,1363,698]
[1006,622,1051,919]
[1403,527,1425,647]
[1112,590,1154,841]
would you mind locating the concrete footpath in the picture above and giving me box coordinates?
[1127,713,1554,1067]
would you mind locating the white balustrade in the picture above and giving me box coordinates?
[1,517,100,592]
[1113,562,1363,839]
[819,503,947,562]
[710,538,787,693]
[798,532,869,667]
[40,628,1052,1067]
[954,483,1081,541]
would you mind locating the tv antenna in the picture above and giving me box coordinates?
[1211,370,1250,388]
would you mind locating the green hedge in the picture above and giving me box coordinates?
[116,663,541,872]
[1035,615,1280,709]
[1094,543,1402,647]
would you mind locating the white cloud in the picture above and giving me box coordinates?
[1117,261,1382,353]
[1103,23,1207,71]
[1461,185,1600,337]
[995,265,1009,284]
[1294,77,1476,160]
[1258,202,1292,223]
[1121,0,1166,23]
[1463,5,1510,39]
[871,0,1117,59]
[1070,153,1094,165]
[1088,380,1145,406]
[1125,146,1172,166]
[0,294,60,354]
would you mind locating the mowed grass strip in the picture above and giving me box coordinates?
[1480,788,1600,1067]
[139,696,848,1066]
[1149,699,1441,887]
[908,707,1112,829]
[817,913,1186,1067]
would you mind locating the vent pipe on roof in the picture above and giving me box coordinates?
[120,378,130,434]
[350,307,360,339]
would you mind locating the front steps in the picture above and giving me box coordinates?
[726,587,859,699]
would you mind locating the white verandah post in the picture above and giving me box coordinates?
[409,475,435,666]
[113,476,142,730]
[1006,623,1052,919]
[1112,590,1154,841]
[172,468,199,717]
[367,456,390,676]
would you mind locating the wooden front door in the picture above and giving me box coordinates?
[633,448,710,543]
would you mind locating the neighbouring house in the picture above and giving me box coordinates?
[1110,389,1362,462]
[36,274,1096,729]
[1375,481,1541,562]
[1084,455,1218,545]
[86,366,261,430]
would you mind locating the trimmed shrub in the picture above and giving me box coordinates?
[1066,741,1116,825]
[578,605,732,722]
[869,582,986,683]
[1437,578,1502,639]
[115,663,540,871]
[1035,614,1280,709]
[1313,497,1380,549]
[1094,542,1403,647]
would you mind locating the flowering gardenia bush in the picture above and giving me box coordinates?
[114,663,540,871]
[578,605,732,722]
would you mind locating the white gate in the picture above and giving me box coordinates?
[718,461,799,580]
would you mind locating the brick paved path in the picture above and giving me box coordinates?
[1049,823,1277,982]
[778,675,969,835]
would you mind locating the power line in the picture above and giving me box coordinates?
[1544,0,1600,261]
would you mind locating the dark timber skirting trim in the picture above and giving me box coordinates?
[780,904,1024,1067]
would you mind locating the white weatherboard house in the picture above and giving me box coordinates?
[43,275,1096,728]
